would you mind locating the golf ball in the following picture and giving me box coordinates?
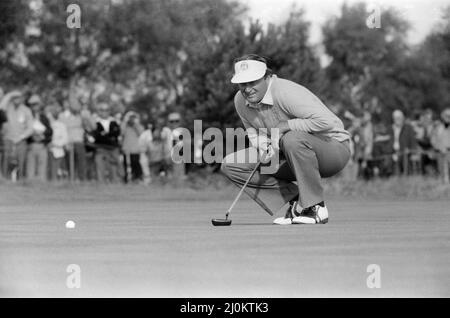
[65,220,76,229]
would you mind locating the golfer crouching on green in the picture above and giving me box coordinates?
[221,54,351,225]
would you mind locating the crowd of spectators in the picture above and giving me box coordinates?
[1,87,450,184]
[345,107,450,183]
[0,88,186,184]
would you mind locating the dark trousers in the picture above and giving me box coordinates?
[26,143,48,181]
[95,147,121,183]
[123,153,143,182]
[221,131,351,215]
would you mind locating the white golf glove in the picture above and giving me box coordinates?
[246,128,279,163]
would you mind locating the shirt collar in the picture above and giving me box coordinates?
[246,75,275,108]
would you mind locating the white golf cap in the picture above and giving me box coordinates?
[231,60,267,84]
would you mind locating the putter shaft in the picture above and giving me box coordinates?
[225,161,261,217]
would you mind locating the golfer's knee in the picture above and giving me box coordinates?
[220,160,230,176]
[221,152,242,179]
[220,154,234,177]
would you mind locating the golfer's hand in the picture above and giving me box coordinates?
[259,144,275,164]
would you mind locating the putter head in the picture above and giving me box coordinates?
[211,218,232,226]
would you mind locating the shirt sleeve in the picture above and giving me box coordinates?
[277,83,339,133]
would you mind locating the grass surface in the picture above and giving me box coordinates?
[1,175,449,297]
[1,173,450,204]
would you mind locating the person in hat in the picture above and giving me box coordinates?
[221,54,351,225]
[387,109,418,175]
[90,102,121,183]
[26,94,53,181]
[58,93,93,182]
[46,102,69,181]
[0,90,34,180]
[121,110,144,183]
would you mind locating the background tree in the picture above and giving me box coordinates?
[0,0,448,130]
[413,6,450,114]
[322,2,410,121]
[180,7,322,132]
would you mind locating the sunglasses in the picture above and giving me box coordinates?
[169,120,180,123]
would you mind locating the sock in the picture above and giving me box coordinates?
[294,202,303,214]
[289,194,299,205]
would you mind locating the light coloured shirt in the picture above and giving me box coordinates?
[50,120,69,158]
[58,110,85,143]
[392,125,402,151]
[138,129,153,153]
[148,139,164,163]
[161,126,173,159]
[121,125,142,154]
[432,124,450,152]
[234,75,351,149]
[3,104,34,143]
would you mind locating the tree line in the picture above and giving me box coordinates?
[1,0,449,130]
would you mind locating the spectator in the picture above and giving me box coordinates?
[162,112,186,180]
[372,122,394,177]
[413,109,438,175]
[341,110,359,180]
[90,103,121,183]
[354,111,374,179]
[121,111,144,183]
[161,114,176,159]
[0,91,33,181]
[387,110,418,175]
[147,123,170,178]
[0,92,7,179]
[26,94,53,181]
[431,108,450,183]
[46,102,68,181]
[58,99,91,181]
[138,121,154,185]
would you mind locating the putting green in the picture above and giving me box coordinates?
[0,183,449,297]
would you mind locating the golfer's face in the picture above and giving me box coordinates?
[238,77,269,104]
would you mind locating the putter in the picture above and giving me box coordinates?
[212,160,262,226]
